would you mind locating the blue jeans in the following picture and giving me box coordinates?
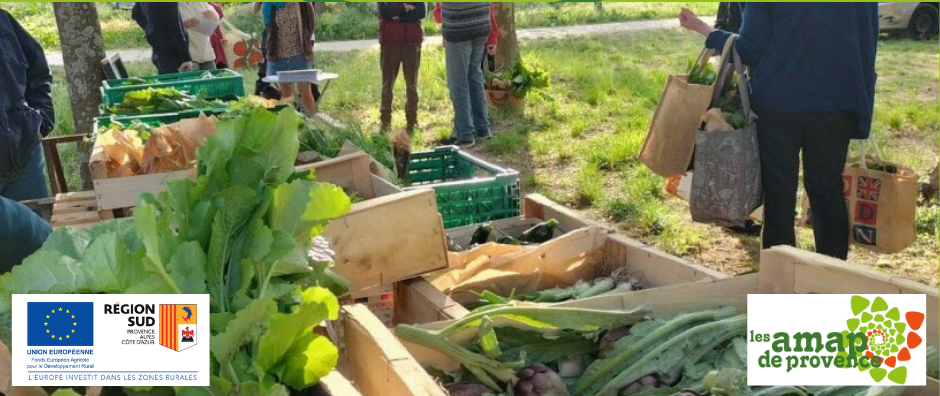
[0,195,51,273]
[1,144,49,202]
[445,37,490,142]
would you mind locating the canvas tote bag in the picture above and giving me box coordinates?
[638,36,736,178]
[690,38,762,228]
[221,19,263,69]
[800,139,918,254]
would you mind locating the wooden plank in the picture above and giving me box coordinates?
[298,152,377,200]
[326,190,448,294]
[760,246,939,350]
[395,278,469,325]
[93,169,192,210]
[605,233,728,286]
[523,193,610,232]
[372,174,402,198]
[88,144,108,182]
[341,304,446,396]
[319,371,363,396]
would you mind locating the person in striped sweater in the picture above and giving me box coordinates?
[435,2,498,147]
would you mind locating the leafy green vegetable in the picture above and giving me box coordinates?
[105,87,228,116]
[0,108,352,394]
[687,57,717,85]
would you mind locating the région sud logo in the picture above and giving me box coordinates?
[747,294,926,386]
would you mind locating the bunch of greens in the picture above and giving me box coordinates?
[487,59,551,99]
[105,87,228,116]
[711,73,746,130]
[0,108,352,395]
[687,57,717,86]
[120,76,159,87]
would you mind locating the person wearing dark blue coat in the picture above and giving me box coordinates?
[0,9,54,271]
[680,4,879,260]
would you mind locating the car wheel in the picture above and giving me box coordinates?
[907,4,939,40]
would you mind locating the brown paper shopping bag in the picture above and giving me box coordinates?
[801,140,918,254]
[639,37,736,178]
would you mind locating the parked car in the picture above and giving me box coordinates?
[879,2,939,39]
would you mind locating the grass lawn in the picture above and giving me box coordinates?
[48,28,938,286]
[4,2,718,51]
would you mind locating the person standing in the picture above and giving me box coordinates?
[436,2,497,147]
[378,2,426,133]
[263,2,317,116]
[132,2,194,74]
[680,4,879,260]
[0,9,54,271]
[208,2,228,69]
[179,2,221,71]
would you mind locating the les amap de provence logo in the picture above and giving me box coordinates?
[749,294,926,386]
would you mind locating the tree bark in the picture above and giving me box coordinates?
[53,2,106,190]
[493,3,519,71]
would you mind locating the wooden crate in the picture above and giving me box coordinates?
[395,194,726,324]
[0,305,442,396]
[405,254,939,395]
[49,191,103,230]
[326,189,449,295]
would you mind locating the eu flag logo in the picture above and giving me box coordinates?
[27,302,94,347]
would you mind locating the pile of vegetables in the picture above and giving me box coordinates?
[119,71,219,87]
[0,108,353,395]
[398,304,910,396]
[95,113,218,178]
[104,87,228,116]
[486,59,551,99]
[471,268,644,308]
[450,219,562,252]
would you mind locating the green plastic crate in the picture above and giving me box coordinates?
[100,69,245,107]
[92,108,230,133]
[406,146,521,229]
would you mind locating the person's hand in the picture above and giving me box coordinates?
[179,61,195,72]
[184,18,200,29]
[403,3,415,12]
[486,44,497,55]
[202,9,217,20]
[392,16,400,21]
[679,8,713,37]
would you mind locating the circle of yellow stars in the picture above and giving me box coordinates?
[44,307,76,341]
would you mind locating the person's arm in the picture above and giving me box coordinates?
[150,3,192,66]
[487,3,498,46]
[397,2,426,23]
[378,2,405,19]
[10,13,53,136]
[680,5,769,67]
[433,2,442,24]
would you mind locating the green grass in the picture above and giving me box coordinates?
[4,2,718,51]
[47,28,938,286]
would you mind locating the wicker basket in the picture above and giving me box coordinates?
[486,88,525,108]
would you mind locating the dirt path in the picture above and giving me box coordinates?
[45,17,713,66]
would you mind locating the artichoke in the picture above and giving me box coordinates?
[513,363,570,396]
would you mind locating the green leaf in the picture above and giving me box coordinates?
[210,298,277,373]
[166,241,209,294]
[256,287,339,373]
[478,316,502,360]
[135,203,183,294]
[280,334,339,389]
[269,180,351,243]
[205,185,261,311]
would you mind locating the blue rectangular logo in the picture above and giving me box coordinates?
[27,302,94,346]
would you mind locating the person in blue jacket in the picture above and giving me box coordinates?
[679,4,879,260]
[0,9,54,271]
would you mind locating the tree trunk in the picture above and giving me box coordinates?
[53,2,106,191]
[493,3,519,71]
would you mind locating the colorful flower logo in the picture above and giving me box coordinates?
[846,295,925,384]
